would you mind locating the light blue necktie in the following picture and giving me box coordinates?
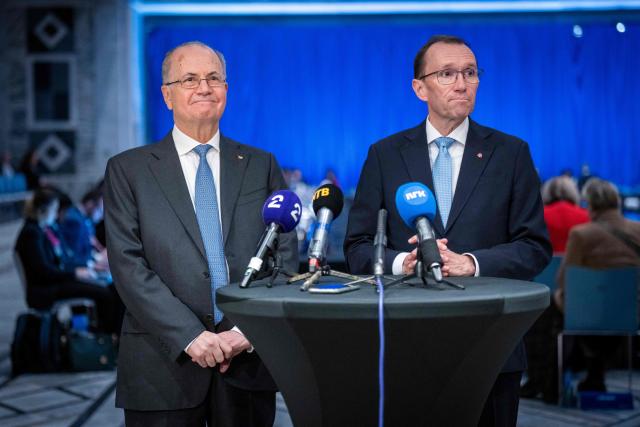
[193,144,227,324]
[432,137,455,227]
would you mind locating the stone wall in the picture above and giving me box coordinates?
[0,0,135,199]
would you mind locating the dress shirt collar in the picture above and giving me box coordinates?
[426,116,469,146]
[172,125,220,155]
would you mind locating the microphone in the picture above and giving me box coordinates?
[373,209,387,277]
[240,190,302,288]
[308,184,344,272]
[395,182,443,282]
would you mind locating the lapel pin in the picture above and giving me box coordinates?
[477,152,483,159]
[237,155,244,160]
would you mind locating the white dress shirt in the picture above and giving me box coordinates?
[391,117,480,276]
[172,126,251,352]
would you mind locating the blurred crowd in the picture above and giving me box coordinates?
[523,173,640,403]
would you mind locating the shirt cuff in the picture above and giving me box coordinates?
[184,337,197,353]
[232,326,254,353]
[392,252,409,275]
[463,253,480,277]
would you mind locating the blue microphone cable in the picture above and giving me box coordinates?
[376,275,385,427]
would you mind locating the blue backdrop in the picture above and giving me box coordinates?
[144,14,640,191]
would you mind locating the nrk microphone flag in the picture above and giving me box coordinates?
[395,182,437,228]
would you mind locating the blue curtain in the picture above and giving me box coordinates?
[144,14,640,191]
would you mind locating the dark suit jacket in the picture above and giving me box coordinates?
[14,219,76,309]
[344,119,552,372]
[555,209,640,308]
[104,132,298,411]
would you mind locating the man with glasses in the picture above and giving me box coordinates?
[105,41,297,426]
[345,35,551,426]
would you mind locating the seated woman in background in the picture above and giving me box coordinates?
[542,176,589,253]
[14,188,121,333]
[555,178,640,391]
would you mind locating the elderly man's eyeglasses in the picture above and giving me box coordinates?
[418,68,483,85]
[164,76,226,89]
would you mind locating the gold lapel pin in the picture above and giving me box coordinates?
[477,152,483,159]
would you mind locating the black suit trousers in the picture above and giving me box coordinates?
[124,371,276,427]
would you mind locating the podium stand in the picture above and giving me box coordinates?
[217,277,549,427]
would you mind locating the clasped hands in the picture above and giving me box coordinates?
[186,330,251,373]
[402,236,476,277]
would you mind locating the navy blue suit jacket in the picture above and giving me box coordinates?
[344,119,552,372]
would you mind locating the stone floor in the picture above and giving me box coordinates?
[3,218,640,426]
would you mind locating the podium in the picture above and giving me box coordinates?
[217,277,548,427]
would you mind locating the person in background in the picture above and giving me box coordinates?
[58,187,108,269]
[555,178,640,391]
[14,188,120,332]
[2,150,15,177]
[18,148,42,190]
[541,176,589,253]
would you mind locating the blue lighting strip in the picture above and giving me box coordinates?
[132,1,640,16]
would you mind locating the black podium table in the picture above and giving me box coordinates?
[217,277,548,427]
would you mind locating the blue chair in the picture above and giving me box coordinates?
[534,255,562,293]
[557,266,640,403]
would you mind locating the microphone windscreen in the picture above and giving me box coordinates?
[312,184,344,217]
[262,190,302,232]
[395,182,437,228]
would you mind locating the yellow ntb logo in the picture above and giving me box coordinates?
[313,187,330,201]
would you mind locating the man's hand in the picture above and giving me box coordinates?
[405,235,449,274]
[436,238,475,277]
[407,236,475,277]
[402,247,418,274]
[186,331,233,368]
[217,330,252,373]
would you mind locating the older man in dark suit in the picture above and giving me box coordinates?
[105,41,297,426]
[345,35,551,427]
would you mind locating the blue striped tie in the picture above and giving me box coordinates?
[193,144,227,324]
[433,137,455,227]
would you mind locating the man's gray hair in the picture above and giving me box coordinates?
[161,41,227,83]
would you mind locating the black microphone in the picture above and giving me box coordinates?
[414,217,443,282]
[373,209,387,277]
[240,190,301,288]
[308,184,344,272]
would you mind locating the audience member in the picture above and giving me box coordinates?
[319,168,341,188]
[542,176,589,253]
[2,150,15,177]
[14,188,121,333]
[58,187,108,269]
[554,178,640,391]
[577,163,594,191]
[18,148,43,190]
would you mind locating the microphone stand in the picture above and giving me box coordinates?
[289,260,378,291]
[242,238,297,289]
[383,245,465,290]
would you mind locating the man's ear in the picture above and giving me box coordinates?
[161,85,173,110]
[412,79,429,103]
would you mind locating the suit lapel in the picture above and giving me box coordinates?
[399,121,445,236]
[219,135,249,247]
[148,133,207,260]
[446,119,495,232]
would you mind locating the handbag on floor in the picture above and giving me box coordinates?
[67,330,117,371]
